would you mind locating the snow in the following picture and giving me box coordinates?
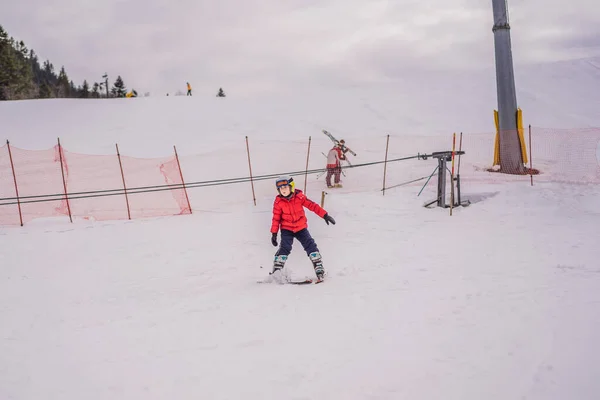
[1,58,600,399]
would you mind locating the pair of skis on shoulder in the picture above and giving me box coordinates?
[322,129,357,157]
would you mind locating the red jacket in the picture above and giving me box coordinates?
[271,190,327,233]
[326,147,346,168]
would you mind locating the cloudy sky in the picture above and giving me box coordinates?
[1,0,598,96]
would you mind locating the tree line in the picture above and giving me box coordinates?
[0,24,134,101]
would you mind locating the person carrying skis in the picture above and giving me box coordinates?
[270,176,336,281]
[326,139,348,188]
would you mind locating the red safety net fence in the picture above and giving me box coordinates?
[1,126,599,227]
[0,142,190,226]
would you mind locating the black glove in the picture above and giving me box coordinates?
[271,233,278,247]
[323,214,336,225]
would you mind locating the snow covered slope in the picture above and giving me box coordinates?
[1,58,599,400]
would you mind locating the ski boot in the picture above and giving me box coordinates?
[270,255,288,284]
[309,252,325,282]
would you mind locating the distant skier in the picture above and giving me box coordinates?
[326,139,348,188]
[270,176,336,282]
[186,82,192,96]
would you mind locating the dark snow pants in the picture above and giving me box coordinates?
[326,167,341,186]
[276,228,319,257]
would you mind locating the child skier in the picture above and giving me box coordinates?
[270,176,336,282]
[326,140,348,188]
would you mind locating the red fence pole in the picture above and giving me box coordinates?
[174,145,192,214]
[529,124,533,186]
[382,134,390,196]
[6,140,23,226]
[116,144,131,220]
[245,136,256,206]
[304,136,311,194]
[57,138,73,223]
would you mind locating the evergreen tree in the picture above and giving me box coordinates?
[0,25,142,101]
[57,66,70,97]
[0,25,15,100]
[81,80,90,98]
[92,82,99,98]
[69,80,77,97]
[42,60,57,86]
[39,82,52,98]
[0,26,25,100]
[14,40,33,98]
[216,87,226,97]
[112,75,126,97]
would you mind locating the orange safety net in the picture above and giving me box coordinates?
[1,128,599,227]
[0,144,190,226]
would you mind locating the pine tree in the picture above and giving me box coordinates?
[57,66,70,97]
[0,25,121,101]
[81,80,90,98]
[39,82,52,98]
[216,87,226,97]
[42,60,56,86]
[0,27,20,99]
[69,80,77,97]
[29,49,42,95]
[92,82,99,98]
[0,28,35,100]
[112,75,127,97]
[15,40,33,98]
[40,60,57,98]
[0,25,15,100]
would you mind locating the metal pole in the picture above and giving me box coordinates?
[450,134,456,216]
[417,165,438,197]
[382,135,390,196]
[57,138,73,223]
[174,145,192,214]
[437,158,446,208]
[6,140,23,226]
[304,136,311,194]
[245,136,256,206]
[529,124,533,186]
[492,0,524,174]
[116,144,131,220]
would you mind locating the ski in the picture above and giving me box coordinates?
[322,129,357,156]
[290,279,316,285]
[257,279,315,285]
[256,276,322,285]
[257,266,325,285]
[257,274,316,285]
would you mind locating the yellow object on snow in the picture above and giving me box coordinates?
[493,108,528,166]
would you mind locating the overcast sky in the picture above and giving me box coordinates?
[1,0,598,96]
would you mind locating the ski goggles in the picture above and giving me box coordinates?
[276,179,292,188]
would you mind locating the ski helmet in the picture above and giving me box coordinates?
[275,175,295,194]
